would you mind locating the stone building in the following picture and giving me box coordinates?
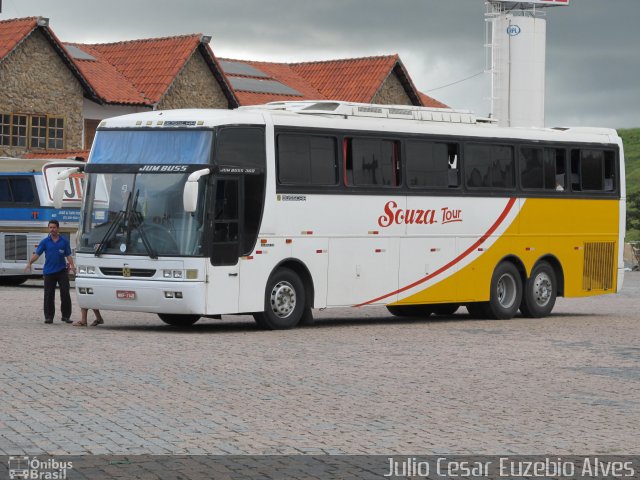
[1,16,446,159]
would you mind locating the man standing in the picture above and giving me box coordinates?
[24,219,76,324]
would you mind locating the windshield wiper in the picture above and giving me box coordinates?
[94,192,132,256]
[128,189,158,259]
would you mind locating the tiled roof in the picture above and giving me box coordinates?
[78,35,202,105]
[0,17,101,103]
[221,54,448,108]
[419,92,449,109]
[22,150,89,161]
[220,59,326,105]
[291,55,401,104]
[0,17,39,61]
[66,43,149,104]
[64,36,237,107]
[2,16,445,111]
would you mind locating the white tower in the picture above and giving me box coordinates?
[486,0,569,128]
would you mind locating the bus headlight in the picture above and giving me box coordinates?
[163,269,185,279]
[77,265,96,275]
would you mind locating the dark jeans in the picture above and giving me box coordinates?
[43,269,71,320]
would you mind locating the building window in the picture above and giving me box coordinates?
[30,115,47,149]
[0,114,11,146]
[0,113,65,150]
[48,117,65,149]
[12,115,27,147]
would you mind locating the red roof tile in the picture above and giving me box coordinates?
[76,35,203,105]
[22,150,89,161]
[221,54,447,108]
[419,92,449,109]
[0,17,39,62]
[66,43,150,104]
[220,59,326,105]
[291,55,400,104]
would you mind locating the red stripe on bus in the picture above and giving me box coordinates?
[355,197,517,307]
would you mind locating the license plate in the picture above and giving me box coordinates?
[116,290,136,300]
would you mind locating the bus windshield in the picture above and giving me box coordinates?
[77,172,208,257]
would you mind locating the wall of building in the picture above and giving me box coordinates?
[371,71,413,106]
[0,30,84,157]
[158,52,229,110]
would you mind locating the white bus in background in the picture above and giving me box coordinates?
[70,101,625,328]
[0,158,84,285]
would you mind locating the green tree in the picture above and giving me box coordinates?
[627,190,640,239]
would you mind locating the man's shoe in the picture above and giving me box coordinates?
[44,318,53,324]
[61,318,72,324]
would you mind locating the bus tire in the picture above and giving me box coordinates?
[0,276,28,286]
[520,261,557,318]
[158,314,200,326]
[386,305,433,317]
[431,303,459,316]
[254,268,306,330]
[485,262,522,320]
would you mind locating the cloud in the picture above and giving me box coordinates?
[2,0,638,127]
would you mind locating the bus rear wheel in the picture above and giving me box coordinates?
[386,305,433,317]
[485,262,522,320]
[158,314,200,326]
[253,268,306,330]
[520,261,557,318]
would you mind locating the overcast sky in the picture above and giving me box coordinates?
[2,0,638,128]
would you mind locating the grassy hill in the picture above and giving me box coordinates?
[619,128,640,241]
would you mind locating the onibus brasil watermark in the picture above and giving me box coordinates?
[8,456,72,480]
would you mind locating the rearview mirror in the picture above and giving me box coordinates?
[183,168,210,212]
[52,167,80,208]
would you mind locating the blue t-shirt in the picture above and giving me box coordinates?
[36,235,72,276]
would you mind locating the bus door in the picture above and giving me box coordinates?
[208,177,241,313]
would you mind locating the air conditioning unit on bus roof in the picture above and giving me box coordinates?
[249,100,480,125]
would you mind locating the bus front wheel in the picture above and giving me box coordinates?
[520,261,557,318]
[485,262,522,320]
[253,268,307,330]
[158,314,200,326]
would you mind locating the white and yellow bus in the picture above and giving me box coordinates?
[0,157,84,285]
[71,101,625,328]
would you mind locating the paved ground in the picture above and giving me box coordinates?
[1,273,639,456]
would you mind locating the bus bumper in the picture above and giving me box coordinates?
[75,278,207,314]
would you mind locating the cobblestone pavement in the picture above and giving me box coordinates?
[1,273,639,456]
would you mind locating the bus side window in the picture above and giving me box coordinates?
[406,140,458,189]
[604,151,616,191]
[547,148,566,191]
[0,178,35,204]
[570,149,581,191]
[520,147,544,189]
[465,144,514,190]
[346,137,400,187]
[10,178,35,203]
[570,148,616,192]
[0,178,10,202]
[277,134,338,186]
